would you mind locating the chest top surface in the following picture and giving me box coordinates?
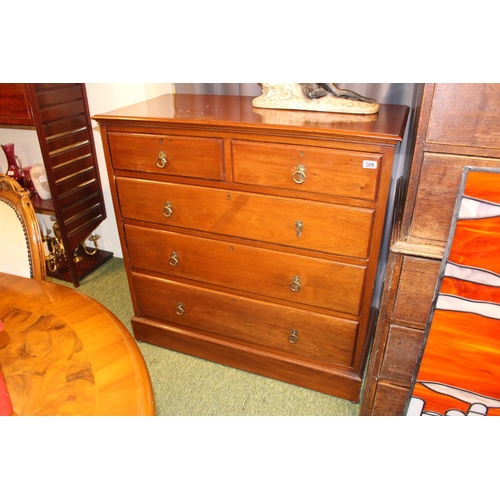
[93,93,408,145]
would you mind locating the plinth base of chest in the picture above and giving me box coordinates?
[132,317,363,402]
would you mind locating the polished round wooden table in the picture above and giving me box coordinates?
[0,272,154,415]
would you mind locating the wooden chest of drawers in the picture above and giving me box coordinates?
[94,94,408,401]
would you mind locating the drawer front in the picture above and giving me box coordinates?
[132,272,359,367]
[108,132,224,180]
[117,177,374,258]
[232,140,382,201]
[125,225,366,315]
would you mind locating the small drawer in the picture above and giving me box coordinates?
[108,132,224,180]
[232,140,382,201]
[125,225,366,315]
[132,272,359,367]
[116,177,374,259]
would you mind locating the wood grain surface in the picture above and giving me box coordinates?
[0,272,154,416]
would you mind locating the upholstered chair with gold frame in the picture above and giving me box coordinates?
[0,174,46,280]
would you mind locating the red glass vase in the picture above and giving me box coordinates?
[1,143,24,187]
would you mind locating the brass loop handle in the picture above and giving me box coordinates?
[292,164,306,184]
[169,251,179,267]
[162,201,173,218]
[289,276,301,292]
[156,151,167,168]
[295,220,303,238]
[175,302,184,316]
[288,329,299,344]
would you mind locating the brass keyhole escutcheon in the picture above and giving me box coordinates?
[169,251,179,267]
[289,276,301,292]
[156,151,167,168]
[292,164,307,184]
[288,329,299,344]
[175,302,184,316]
[162,201,173,218]
[295,220,303,238]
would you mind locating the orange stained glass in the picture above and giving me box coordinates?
[412,310,500,415]
[448,216,500,274]
[440,276,500,304]
[463,170,500,204]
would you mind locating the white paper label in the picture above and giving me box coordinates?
[363,160,377,169]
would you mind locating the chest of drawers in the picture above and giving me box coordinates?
[94,93,408,402]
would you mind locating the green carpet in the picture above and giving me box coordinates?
[50,258,360,416]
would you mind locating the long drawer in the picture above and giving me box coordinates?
[116,177,374,258]
[132,272,359,367]
[232,140,382,201]
[125,225,366,315]
[108,132,224,180]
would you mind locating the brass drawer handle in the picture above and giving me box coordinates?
[156,151,167,168]
[169,251,179,267]
[162,201,173,218]
[289,276,301,292]
[288,329,299,344]
[292,164,307,184]
[295,220,303,238]
[175,302,184,316]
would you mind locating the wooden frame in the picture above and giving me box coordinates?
[0,174,46,281]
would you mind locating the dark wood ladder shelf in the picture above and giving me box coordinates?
[0,83,112,287]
